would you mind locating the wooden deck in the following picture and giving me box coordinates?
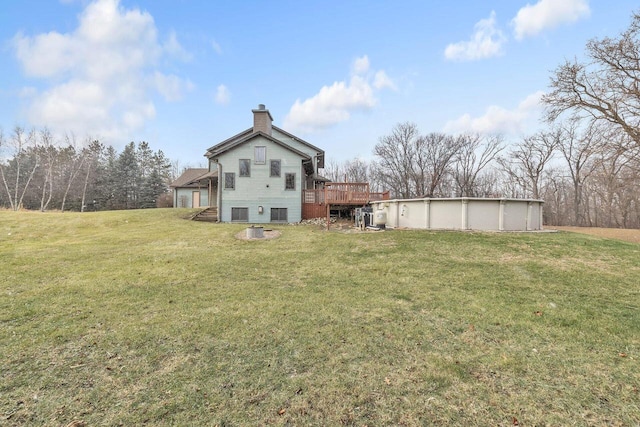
[302,183,390,219]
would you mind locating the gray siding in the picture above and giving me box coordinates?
[217,135,303,223]
[174,188,209,208]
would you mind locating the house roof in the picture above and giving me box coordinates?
[272,125,324,155]
[169,168,209,188]
[204,128,254,156]
[188,170,218,184]
[205,130,313,161]
[204,124,324,159]
[312,174,331,182]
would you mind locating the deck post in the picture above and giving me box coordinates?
[326,203,330,230]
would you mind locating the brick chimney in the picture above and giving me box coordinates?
[252,104,273,135]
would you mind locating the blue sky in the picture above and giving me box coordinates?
[0,0,637,166]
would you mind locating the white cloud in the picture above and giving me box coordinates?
[18,87,37,98]
[444,11,506,61]
[153,72,194,102]
[284,56,394,133]
[211,39,223,55]
[352,55,370,75]
[164,31,192,61]
[512,0,590,40]
[11,0,191,141]
[215,84,230,105]
[373,70,396,90]
[443,91,545,135]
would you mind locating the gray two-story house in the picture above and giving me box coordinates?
[171,105,326,223]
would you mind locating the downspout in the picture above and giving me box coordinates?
[217,161,222,222]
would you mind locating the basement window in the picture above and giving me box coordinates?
[231,207,249,222]
[271,208,288,222]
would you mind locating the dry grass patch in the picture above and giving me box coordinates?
[1,209,639,425]
[549,225,640,244]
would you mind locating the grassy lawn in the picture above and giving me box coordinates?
[1,209,639,426]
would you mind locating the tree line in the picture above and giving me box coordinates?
[326,11,640,228]
[326,120,640,228]
[0,127,172,212]
[3,11,640,228]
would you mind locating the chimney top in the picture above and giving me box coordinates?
[252,104,273,135]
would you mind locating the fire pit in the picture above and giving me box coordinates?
[246,226,264,239]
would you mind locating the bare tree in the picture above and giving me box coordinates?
[80,140,103,212]
[556,120,604,225]
[59,134,87,212]
[323,157,371,183]
[0,127,39,211]
[587,127,640,227]
[540,167,572,226]
[453,134,504,197]
[36,129,57,212]
[544,12,640,145]
[417,133,461,197]
[373,122,421,198]
[498,129,559,199]
[323,158,342,182]
[0,128,5,207]
[343,158,370,183]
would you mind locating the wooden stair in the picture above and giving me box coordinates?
[192,207,218,222]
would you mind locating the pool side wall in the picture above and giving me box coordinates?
[373,197,543,231]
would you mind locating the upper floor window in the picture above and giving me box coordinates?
[285,173,295,190]
[224,172,235,190]
[255,146,266,164]
[239,159,250,177]
[270,160,281,177]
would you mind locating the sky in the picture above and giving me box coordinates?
[0,0,638,167]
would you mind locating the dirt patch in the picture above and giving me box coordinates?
[235,229,281,241]
[547,226,640,244]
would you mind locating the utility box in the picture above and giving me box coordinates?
[355,207,373,228]
[374,210,387,229]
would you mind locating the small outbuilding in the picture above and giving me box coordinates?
[169,168,210,208]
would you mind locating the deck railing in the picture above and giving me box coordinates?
[302,183,390,205]
[369,191,391,201]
